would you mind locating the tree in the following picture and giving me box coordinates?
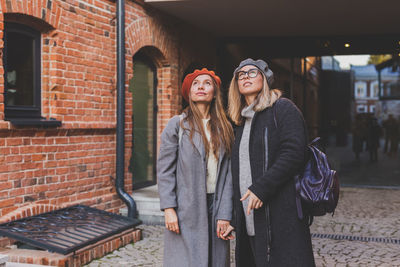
[368,54,392,65]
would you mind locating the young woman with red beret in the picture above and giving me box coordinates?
[157,68,234,267]
[226,59,315,266]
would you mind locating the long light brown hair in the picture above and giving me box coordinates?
[182,78,234,156]
[228,71,282,125]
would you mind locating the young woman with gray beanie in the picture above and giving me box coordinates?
[225,58,315,266]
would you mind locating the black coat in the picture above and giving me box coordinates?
[232,98,315,267]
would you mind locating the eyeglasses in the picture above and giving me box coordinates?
[236,68,260,80]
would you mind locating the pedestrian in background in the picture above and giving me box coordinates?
[367,116,382,162]
[226,58,315,267]
[352,114,365,160]
[383,114,399,157]
[157,68,234,267]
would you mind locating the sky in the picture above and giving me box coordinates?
[333,55,370,69]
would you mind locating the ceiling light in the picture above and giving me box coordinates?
[344,43,350,48]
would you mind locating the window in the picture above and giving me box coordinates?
[3,22,41,119]
[129,52,158,189]
[370,81,379,99]
[356,105,367,113]
[369,105,375,113]
[355,81,367,98]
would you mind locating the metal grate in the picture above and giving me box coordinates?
[311,233,400,244]
[0,205,141,254]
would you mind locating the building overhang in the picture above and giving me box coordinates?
[145,0,400,56]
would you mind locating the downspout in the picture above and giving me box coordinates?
[116,0,137,219]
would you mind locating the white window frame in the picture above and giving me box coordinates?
[387,83,392,97]
[355,81,367,99]
[370,81,379,99]
[369,105,375,113]
[356,105,367,113]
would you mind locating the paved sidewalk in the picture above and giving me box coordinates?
[325,138,400,187]
[85,187,400,267]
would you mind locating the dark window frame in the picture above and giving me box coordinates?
[3,22,42,119]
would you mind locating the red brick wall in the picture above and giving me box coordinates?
[0,0,217,221]
[0,3,5,122]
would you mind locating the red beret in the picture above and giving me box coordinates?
[181,68,221,102]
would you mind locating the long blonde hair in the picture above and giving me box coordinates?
[182,79,234,156]
[228,72,282,125]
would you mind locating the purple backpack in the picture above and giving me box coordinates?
[294,137,340,224]
[273,101,340,224]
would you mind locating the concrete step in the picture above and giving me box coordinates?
[6,263,50,267]
[120,185,164,225]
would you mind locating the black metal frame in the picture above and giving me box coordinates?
[3,22,42,119]
[0,205,141,255]
[131,51,158,191]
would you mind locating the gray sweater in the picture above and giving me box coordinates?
[239,103,256,236]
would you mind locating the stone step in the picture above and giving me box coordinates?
[120,185,164,225]
[6,263,50,267]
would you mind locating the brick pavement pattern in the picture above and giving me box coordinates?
[85,187,400,267]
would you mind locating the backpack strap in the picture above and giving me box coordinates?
[178,114,184,144]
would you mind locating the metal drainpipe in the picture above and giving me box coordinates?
[116,0,137,219]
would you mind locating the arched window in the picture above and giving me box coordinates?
[3,22,41,119]
[129,52,158,189]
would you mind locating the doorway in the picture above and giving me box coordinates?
[129,53,158,189]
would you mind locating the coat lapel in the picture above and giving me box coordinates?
[216,144,225,180]
[181,118,205,160]
[192,130,206,160]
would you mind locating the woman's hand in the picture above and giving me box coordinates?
[216,220,230,239]
[221,225,235,240]
[164,208,180,234]
[240,189,263,215]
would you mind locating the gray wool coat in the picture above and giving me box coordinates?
[157,114,233,267]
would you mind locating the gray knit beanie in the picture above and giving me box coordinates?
[234,58,274,87]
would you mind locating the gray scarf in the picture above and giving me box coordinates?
[239,102,256,236]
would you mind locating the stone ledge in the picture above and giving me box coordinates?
[0,228,142,267]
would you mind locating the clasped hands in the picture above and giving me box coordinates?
[164,190,261,239]
[164,208,235,240]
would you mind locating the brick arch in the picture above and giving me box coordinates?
[126,17,175,67]
[2,0,62,31]
[125,16,181,119]
[134,45,169,69]
[125,45,177,174]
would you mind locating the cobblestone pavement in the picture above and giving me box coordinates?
[325,138,400,187]
[85,187,400,267]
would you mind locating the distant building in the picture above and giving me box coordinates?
[351,64,400,120]
[351,65,379,114]
[374,59,400,121]
[322,56,341,71]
